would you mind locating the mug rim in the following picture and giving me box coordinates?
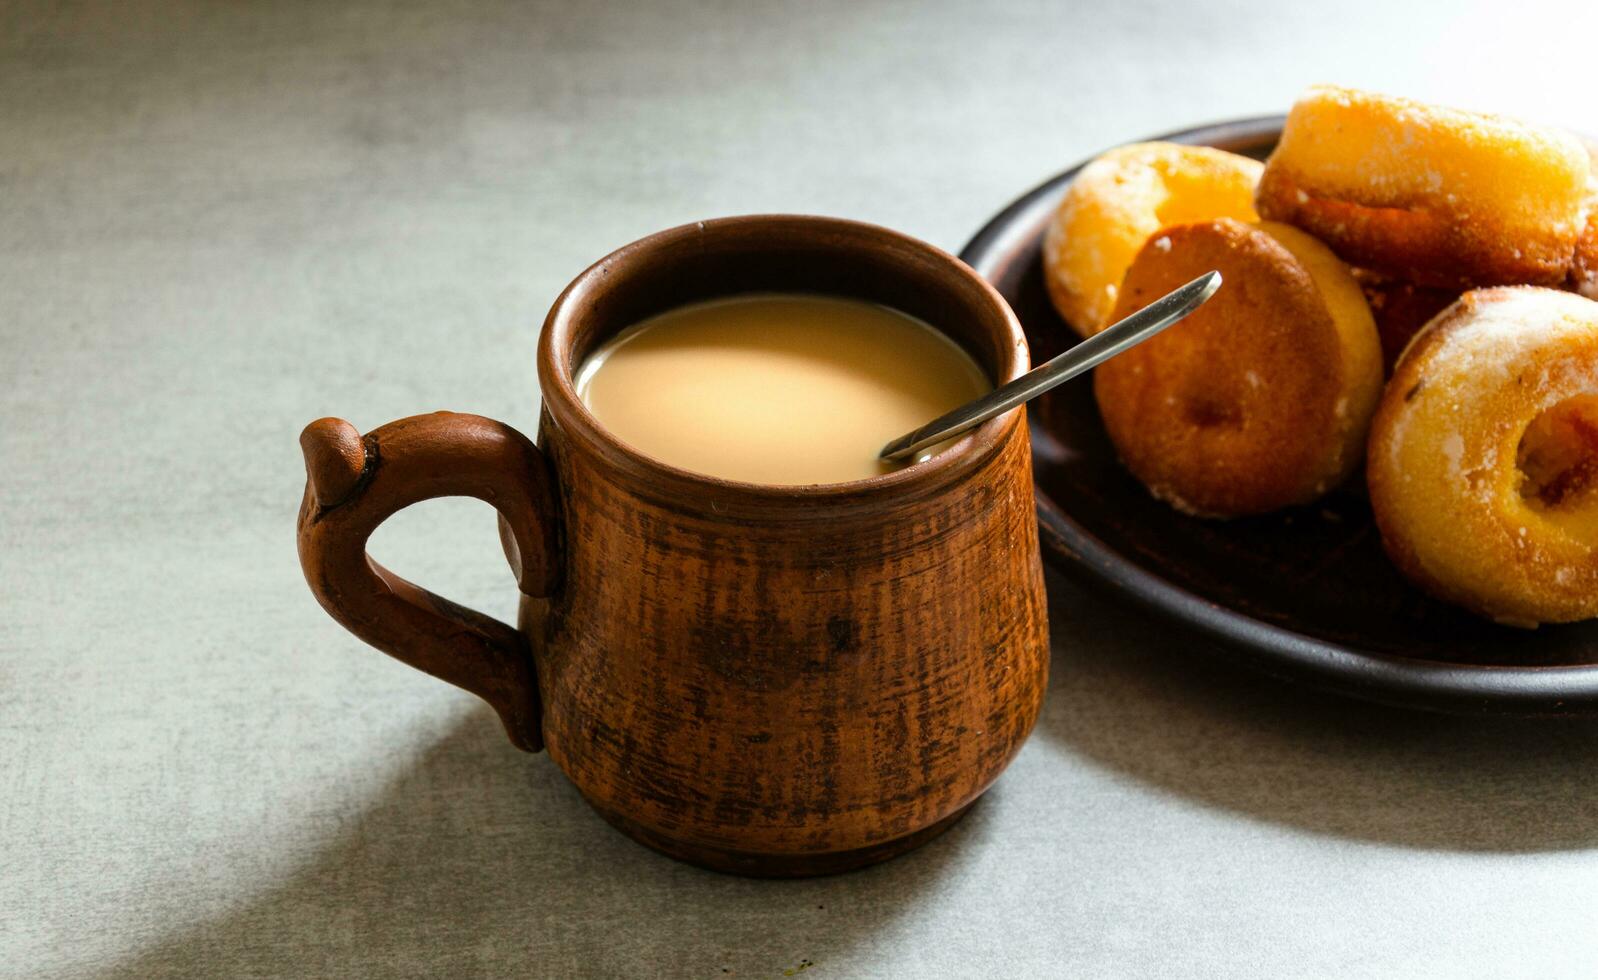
[536,213,1030,504]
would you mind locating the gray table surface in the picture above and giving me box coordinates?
[5,1,1597,977]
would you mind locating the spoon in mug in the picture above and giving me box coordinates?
[879,271,1222,462]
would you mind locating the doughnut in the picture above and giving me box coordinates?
[1256,85,1592,289]
[1575,207,1598,299]
[1572,145,1598,299]
[1094,218,1382,517]
[1353,269,1459,374]
[1367,287,1598,626]
[1043,142,1263,337]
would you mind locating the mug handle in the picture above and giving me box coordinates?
[295,412,559,752]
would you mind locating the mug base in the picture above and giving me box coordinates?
[585,797,979,878]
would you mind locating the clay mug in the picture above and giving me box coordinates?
[296,215,1049,876]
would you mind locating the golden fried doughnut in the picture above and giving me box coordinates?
[1043,142,1262,336]
[1094,218,1382,517]
[1575,207,1598,299]
[1367,287,1598,626]
[1572,144,1598,298]
[1352,269,1459,374]
[1257,85,1592,289]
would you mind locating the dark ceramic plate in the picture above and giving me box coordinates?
[962,116,1598,716]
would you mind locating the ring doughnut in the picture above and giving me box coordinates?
[1094,218,1382,517]
[1367,287,1598,626]
[1256,85,1592,289]
[1043,142,1262,337]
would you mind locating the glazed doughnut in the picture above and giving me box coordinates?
[1043,142,1263,337]
[1094,218,1382,517]
[1367,287,1598,626]
[1257,85,1592,289]
[1352,269,1459,374]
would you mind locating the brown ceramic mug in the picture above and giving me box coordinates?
[296,214,1048,876]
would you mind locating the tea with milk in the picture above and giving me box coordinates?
[574,293,990,485]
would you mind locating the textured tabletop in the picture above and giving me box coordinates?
[4,1,1596,977]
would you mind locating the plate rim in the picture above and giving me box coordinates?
[961,116,1598,717]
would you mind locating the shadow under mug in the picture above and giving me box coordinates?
[296,214,1049,876]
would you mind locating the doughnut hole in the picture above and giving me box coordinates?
[1517,393,1598,541]
[1183,390,1245,431]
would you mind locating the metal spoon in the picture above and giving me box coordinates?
[879,271,1222,462]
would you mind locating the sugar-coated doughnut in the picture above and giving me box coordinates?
[1257,85,1592,289]
[1043,142,1263,337]
[1094,218,1382,517]
[1367,287,1598,626]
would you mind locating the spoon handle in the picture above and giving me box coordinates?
[879,271,1221,462]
